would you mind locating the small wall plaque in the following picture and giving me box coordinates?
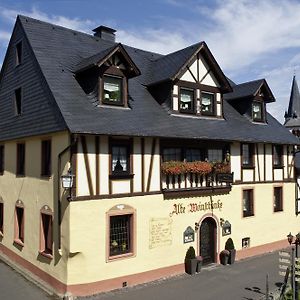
[183,226,195,243]
[222,220,231,236]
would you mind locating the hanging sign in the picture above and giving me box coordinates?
[183,226,195,243]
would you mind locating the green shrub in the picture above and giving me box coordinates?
[185,246,196,261]
[225,238,235,250]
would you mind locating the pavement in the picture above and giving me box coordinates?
[0,250,285,300]
[0,259,57,300]
[80,251,283,300]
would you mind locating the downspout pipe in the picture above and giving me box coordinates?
[57,134,78,251]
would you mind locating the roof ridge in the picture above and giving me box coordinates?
[234,78,265,87]
[18,14,103,41]
[152,41,203,62]
[18,15,164,60]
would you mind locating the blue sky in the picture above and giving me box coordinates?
[1,0,300,122]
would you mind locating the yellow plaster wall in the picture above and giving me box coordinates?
[66,181,298,285]
[0,131,70,283]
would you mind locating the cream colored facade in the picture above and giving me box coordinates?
[0,130,298,296]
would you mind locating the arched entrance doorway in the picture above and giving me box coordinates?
[200,217,217,265]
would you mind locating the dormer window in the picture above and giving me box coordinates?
[252,101,263,122]
[201,92,215,116]
[103,75,123,106]
[179,88,194,113]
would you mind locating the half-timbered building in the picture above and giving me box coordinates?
[0,15,299,297]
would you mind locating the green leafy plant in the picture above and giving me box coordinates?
[185,246,196,261]
[225,238,235,250]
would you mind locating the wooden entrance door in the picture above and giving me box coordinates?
[200,217,216,265]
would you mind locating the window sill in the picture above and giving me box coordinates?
[38,250,53,259]
[109,173,134,180]
[243,214,254,218]
[201,112,216,117]
[273,165,284,169]
[40,175,52,179]
[274,209,283,213]
[13,239,24,247]
[102,101,125,107]
[242,165,255,169]
[16,174,25,178]
[107,252,134,262]
[179,109,195,114]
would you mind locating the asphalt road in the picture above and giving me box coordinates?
[0,251,284,300]
[0,260,57,300]
[82,251,283,300]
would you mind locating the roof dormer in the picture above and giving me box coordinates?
[75,43,140,108]
[147,42,232,118]
[224,79,275,124]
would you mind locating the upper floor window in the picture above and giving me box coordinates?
[110,140,132,178]
[16,143,25,176]
[179,88,194,113]
[15,88,22,116]
[241,143,254,167]
[41,140,51,176]
[186,148,201,162]
[0,145,4,175]
[252,102,263,122]
[273,145,283,168]
[102,75,123,106]
[16,41,22,66]
[163,148,181,162]
[207,149,223,162]
[201,92,215,116]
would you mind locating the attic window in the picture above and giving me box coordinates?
[201,92,215,116]
[179,88,194,113]
[16,41,22,66]
[14,88,22,116]
[102,75,124,106]
[252,102,263,122]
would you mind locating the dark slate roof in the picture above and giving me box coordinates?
[285,76,300,127]
[75,45,116,72]
[2,15,298,145]
[145,42,203,85]
[224,79,274,102]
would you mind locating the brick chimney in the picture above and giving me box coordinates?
[92,25,116,43]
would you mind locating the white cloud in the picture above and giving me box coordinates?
[0,30,10,46]
[0,7,95,33]
[118,29,188,55]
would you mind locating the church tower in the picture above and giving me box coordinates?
[285,75,300,136]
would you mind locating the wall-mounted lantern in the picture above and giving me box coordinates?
[61,169,75,189]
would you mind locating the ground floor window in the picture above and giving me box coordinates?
[109,214,132,257]
[40,211,53,257]
[107,205,135,260]
[0,202,3,235]
[15,203,24,245]
[242,189,254,217]
[274,187,283,212]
